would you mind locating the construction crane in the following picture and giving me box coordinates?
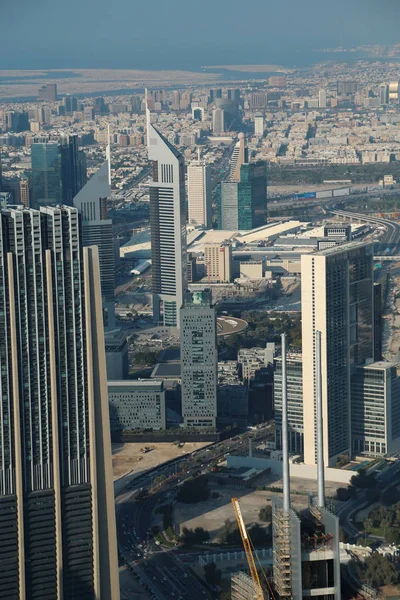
[232,497,265,600]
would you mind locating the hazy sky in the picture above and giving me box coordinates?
[1,0,400,70]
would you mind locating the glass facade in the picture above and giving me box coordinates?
[31,143,62,209]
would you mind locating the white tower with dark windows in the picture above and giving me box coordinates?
[187,150,212,228]
[147,104,187,327]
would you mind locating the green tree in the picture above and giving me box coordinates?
[353,554,399,588]
[351,469,376,489]
[203,563,222,588]
[182,527,210,546]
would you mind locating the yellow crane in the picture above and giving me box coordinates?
[232,497,265,600]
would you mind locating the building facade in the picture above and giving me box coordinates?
[302,242,374,466]
[0,206,119,600]
[274,354,304,455]
[147,111,187,327]
[108,380,166,432]
[204,241,233,283]
[351,361,400,457]
[31,141,62,208]
[187,156,212,228]
[180,289,217,428]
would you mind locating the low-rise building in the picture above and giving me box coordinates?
[237,344,275,381]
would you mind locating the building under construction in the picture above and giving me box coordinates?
[272,332,341,600]
[231,572,258,600]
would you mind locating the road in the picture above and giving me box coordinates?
[330,209,400,254]
[115,426,273,600]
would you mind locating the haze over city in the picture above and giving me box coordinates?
[2,0,400,69]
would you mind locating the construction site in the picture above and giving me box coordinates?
[230,333,341,600]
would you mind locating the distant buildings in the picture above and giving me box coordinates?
[38,83,57,102]
[108,380,166,433]
[0,206,119,599]
[204,241,233,283]
[147,109,187,327]
[380,83,390,105]
[229,134,248,182]
[19,177,29,207]
[318,89,327,108]
[302,242,374,466]
[238,344,275,381]
[180,289,217,428]
[254,115,264,137]
[249,93,268,109]
[187,153,212,228]
[212,108,225,134]
[274,353,304,455]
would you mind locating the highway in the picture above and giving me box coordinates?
[115,426,273,600]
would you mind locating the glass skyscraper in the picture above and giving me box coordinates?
[0,206,119,600]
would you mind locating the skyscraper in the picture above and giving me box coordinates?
[180,289,217,428]
[0,206,119,600]
[73,160,115,327]
[218,160,267,230]
[187,151,212,228]
[379,83,389,105]
[147,107,187,327]
[229,134,248,182]
[212,108,225,134]
[301,242,374,466]
[38,83,58,102]
[318,89,327,108]
[254,115,264,137]
[31,141,62,208]
[31,137,86,210]
[19,177,30,207]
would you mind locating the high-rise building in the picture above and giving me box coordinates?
[337,80,357,96]
[31,141,62,208]
[108,380,166,433]
[351,361,400,457]
[63,95,78,114]
[19,177,30,207]
[180,289,217,428]
[147,108,187,327]
[38,83,58,102]
[31,137,86,210]
[4,110,29,133]
[379,83,390,105]
[73,160,115,323]
[302,242,374,466]
[187,152,212,228]
[0,206,119,600]
[318,89,327,108]
[274,353,303,455]
[218,160,267,230]
[215,89,222,99]
[230,134,248,181]
[212,108,225,134]
[204,241,233,283]
[214,98,242,131]
[254,115,264,137]
[249,93,268,109]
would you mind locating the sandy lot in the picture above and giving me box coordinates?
[174,476,340,540]
[112,442,211,481]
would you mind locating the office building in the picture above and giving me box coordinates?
[272,334,341,600]
[337,80,357,96]
[105,330,129,380]
[192,106,205,121]
[302,242,374,466]
[250,93,268,109]
[147,108,187,327]
[204,241,233,283]
[94,96,108,115]
[351,361,400,457]
[374,282,383,361]
[108,380,166,433]
[318,89,327,108]
[218,161,267,230]
[4,110,29,133]
[215,98,242,131]
[274,353,303,455]
[254,114,264,137]
[238,344,275,381]
[19,177,30,207]
[63,95,78,114]
[171,91,181,110]
[379,84,389,105]
[31,141,62,208]
[38,83,57,102]
[0,206,119,600]
[181,289,217,428]
[212,108,225,134]
[187,152,212,228]
[215,89,222,99]
[230,134,248,181]
[31,137,86,210]
[73,160,115,312]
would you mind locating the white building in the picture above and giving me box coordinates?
[254,115,264,137]
[180,289,217,428]
[187,153,212,228]
[147,107,187,327]
[108,380,166,431]
[318,89,327,108]
[302,242,374,466]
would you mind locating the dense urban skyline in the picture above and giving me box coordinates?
[2,0,400,70]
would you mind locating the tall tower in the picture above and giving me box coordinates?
[212,108,225,134]
[187,150,212,228]
[0,206,119,599]
[301,242,374,466]
[229,134,248,182]
[318,89,327,108]
[31,141,62,209]
[73,160,115,328]
[147,105,187,327]
[180,289,217,428]
[254,115,264,137]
